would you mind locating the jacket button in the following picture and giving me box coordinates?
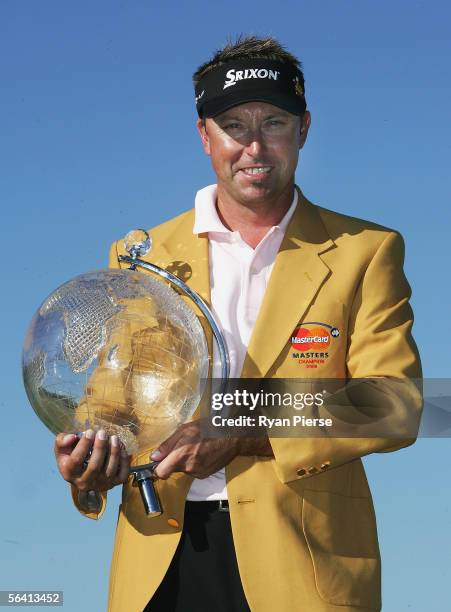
[308,466,318,474]
[167,518,179,528]
[320,462,331,470]
[297,468,306,476]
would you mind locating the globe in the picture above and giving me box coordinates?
[22,269,209,457]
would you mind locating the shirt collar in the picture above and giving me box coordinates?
[192,184,298,235]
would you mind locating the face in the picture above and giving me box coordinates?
[197,101,310,207]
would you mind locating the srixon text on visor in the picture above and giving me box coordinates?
[223,68,280,89]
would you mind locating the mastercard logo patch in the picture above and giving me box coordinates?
[291,322,339,368]
[291,326,330,350]
[291,323,339,351]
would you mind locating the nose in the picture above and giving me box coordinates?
[244,128,265,157]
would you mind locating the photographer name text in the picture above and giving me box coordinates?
[211,415,333,428]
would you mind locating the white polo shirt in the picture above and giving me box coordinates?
[187,184,298,501]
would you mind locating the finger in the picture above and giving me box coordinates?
[104,435,121,479]
[150,434,178,462]
[83,429,108,476]
[114,445,131,484]
[54,432,78,455]
[64,429,95,477]
[153,449,184,480]
[150,423,192,461]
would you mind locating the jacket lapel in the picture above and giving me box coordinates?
[241,189,335,378]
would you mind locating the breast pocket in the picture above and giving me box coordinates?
[302,489,381,609]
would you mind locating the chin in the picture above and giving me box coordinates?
[238,185,275,202]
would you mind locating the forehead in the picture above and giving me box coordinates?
[213,101,294,120]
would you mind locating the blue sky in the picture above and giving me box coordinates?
[1,1,450,610]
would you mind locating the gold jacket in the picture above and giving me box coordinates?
[71,188,422,612]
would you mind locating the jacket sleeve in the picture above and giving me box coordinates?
[269,231,423,484]
[69,240,122,519]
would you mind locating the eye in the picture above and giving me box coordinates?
[224,122,242,130]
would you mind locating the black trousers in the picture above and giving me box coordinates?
[144,502,250,612]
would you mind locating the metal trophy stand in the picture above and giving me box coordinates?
[118,229,230,517]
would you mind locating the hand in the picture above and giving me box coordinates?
[151,421,274,480]
[151,421,238,480]
[54,429,131,493]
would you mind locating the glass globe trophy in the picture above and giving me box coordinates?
[22,230,229,517]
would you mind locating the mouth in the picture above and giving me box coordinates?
[239,166,272,177]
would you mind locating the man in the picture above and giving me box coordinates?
[55,36,422,612]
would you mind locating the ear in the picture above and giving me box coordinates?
[299,110,311,149]
[196,118,211,156]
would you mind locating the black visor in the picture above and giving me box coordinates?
[195,58,307,118]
